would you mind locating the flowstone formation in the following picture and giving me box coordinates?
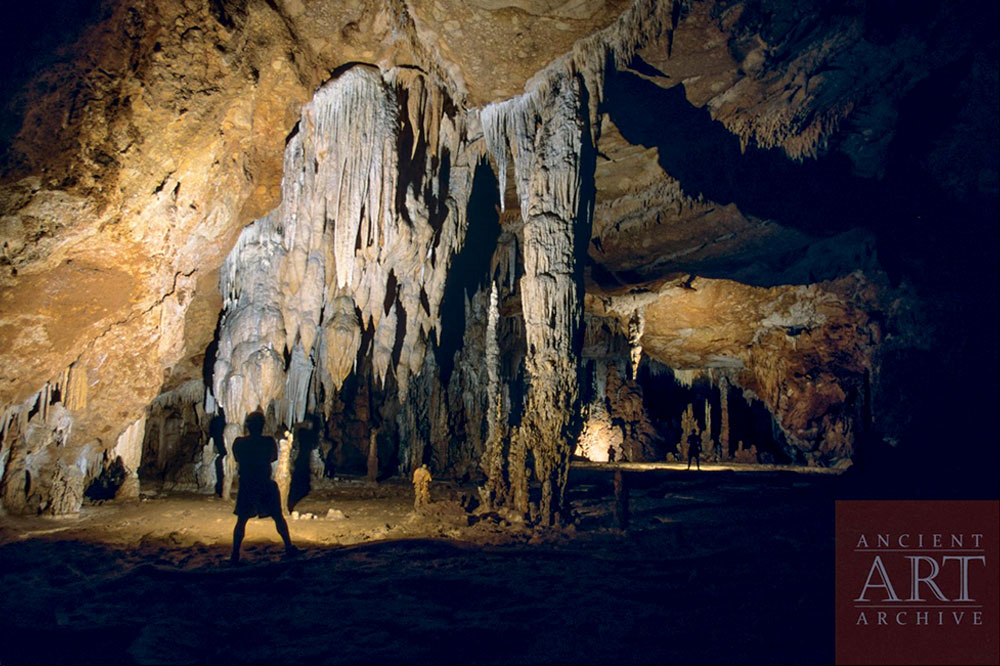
[212,63,478,496]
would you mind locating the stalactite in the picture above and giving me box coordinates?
[211,64,478,496]
[284,343,314,427]
[372,302,398,389]
[674,368,705,388]
[214,212,287,434]
[628,308,645,380]
[321,292,362,393]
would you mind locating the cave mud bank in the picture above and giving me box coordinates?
[1,467,838,664]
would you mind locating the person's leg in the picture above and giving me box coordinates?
[272,513,296,552]
[231,516,249,563]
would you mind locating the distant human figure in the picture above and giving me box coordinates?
[230,412,298,564]
[686,431,702,471]
[412,464,432,511]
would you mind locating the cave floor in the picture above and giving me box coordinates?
[0,466,840,664]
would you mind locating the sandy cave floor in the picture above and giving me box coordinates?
[0,465,841,664]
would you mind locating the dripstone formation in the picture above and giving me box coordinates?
[1,0,996,518]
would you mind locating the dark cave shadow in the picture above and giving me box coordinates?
[602,68,886,241]
[289,418,321,509]
[434,158,501,386]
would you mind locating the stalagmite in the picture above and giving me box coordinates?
[604,363,659,461]
[575,403,623,463]
[734,440,759,464]
[367,430,379,484]
[679,403,698,461]
[480,283,507,507]
[221,423,241,501]
[703,398,715,461]
[276,429,293,514]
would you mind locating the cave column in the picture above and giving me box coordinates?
[514,75,588,524]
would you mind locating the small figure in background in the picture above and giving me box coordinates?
[230,412,297,565]
[412,463,432,511]
[686,430,702,471]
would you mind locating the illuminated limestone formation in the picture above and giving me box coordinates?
[481,73,588,523]
[212,64,478,493]
[276,430,293,514]
[0,0,990,517]
[734,440,760,465]
[679,403,699,462]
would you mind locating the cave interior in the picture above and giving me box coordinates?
[0,0,997,662]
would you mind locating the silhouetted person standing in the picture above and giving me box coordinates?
[687,431,702,471]
[230,412,297,564]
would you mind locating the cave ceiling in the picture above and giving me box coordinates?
[0,0,996,458]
